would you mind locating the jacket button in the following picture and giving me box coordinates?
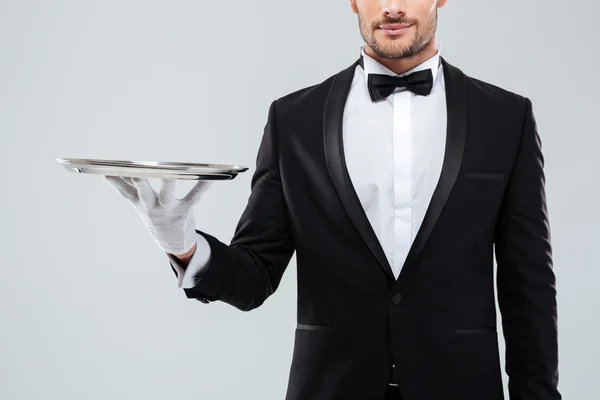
[391,293,403,306]
[197,297,210,304]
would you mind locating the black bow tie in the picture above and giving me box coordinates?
[358,56,435,102]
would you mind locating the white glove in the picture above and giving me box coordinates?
[104,176,211,255]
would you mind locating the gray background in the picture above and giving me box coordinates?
[1,0,598,398]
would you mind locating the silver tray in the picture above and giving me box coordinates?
[56,157,249,180]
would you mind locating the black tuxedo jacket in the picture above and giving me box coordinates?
[175,57,560,400]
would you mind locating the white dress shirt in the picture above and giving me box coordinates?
[169,46,447,286]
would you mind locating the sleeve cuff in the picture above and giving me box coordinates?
[166,232,212,289]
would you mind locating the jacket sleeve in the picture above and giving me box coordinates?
[494,97,561,399]
[177,100,296,311]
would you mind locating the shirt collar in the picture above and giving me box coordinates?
[359,45,442,91]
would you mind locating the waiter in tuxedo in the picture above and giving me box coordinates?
[105,0,560,399]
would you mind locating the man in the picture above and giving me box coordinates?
[105,0,560,399]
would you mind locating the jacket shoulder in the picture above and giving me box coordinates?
[465,73,528,107]
[458,69,532,130]
[271,59,360,115]
[443,59,532,135]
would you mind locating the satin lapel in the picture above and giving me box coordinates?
[323,59,396,280]
[399,57,469,280]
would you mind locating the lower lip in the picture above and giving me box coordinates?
[379,26,412,35]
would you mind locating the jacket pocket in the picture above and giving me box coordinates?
[455,327,497,335]
[296,323,333,331]
[463,171,505,180]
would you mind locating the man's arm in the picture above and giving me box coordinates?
[175,100,296,311]
[494,98,561,399]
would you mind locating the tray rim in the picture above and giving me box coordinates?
[58,163,239,180]
[56,157,249,173]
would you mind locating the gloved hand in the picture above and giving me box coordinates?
[104,176,212,255]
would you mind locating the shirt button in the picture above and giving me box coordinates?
[391,293,403,306]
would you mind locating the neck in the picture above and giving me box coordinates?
[363,39,439,75]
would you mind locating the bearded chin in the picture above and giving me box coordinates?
[359,11,437,60]
[376,35,421,60]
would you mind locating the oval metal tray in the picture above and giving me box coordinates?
[56,157,249,180]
